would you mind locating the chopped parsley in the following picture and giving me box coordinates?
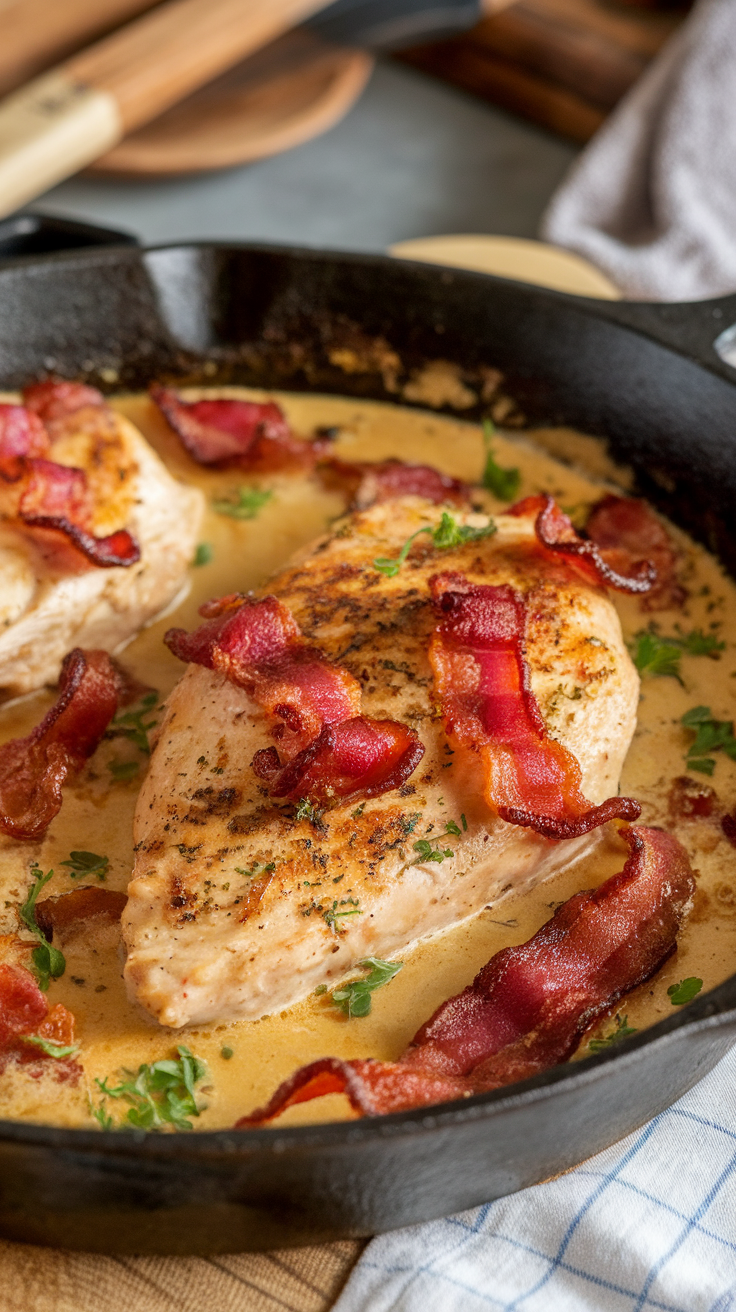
[681,705,736,775]
[373,511,496,578]
[294,798,324,824]
[220,1046,234,1060]
[111,690,159,755]
[323,898,362,933]
[351,802,366,819]
[667,977,703,1006]
[60,851,109,882]
[460,813,468,831]
[23,1035,79,1059]
[19,866,65,992]
[413,839,454,864]
[193,542,213,566]
[588,1014,637,1052]
[212,486,273,520]
[234,862,275,879]
[330,958,404,1019]
[94,1045,208,1131]
[444,819,462,837]
[481,419,521,501]
[631,628,725,683]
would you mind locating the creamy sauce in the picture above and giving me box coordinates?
[0,389,735,1131]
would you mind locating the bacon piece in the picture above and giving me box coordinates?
[166,595,424,802]
[0,963,80,1081]
[428,573,639,838]
[36,888,128,943]
[0,648,121,840]
[23,380,104,429]
[151,386,320,473]
[252,716,425,803]
[238,826,694,1124]
[585,494,685,611]
[18,457,139,570]
[0,404,49,479]
[321,458,469,510]
[510,494,656,595]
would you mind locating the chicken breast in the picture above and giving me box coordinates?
[124,499,639,1028]
[0,412,204,696]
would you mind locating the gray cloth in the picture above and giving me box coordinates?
[308,0,482,50]
[541,0,736,302]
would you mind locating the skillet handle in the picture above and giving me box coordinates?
[590,292,736,376]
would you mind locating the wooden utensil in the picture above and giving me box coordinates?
[91,27,373,176]
[0,0,333,217]
[0,0,159,98]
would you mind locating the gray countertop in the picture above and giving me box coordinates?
[35,60,577,253]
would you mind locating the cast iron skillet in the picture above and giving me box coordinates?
[0,239,735,1255]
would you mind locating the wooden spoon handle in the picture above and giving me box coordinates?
[0,0,158,97]
[0,0,332,217]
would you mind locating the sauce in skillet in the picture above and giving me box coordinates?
[0,388,734,1130]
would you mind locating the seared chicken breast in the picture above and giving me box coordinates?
[0,412,203,696]
[124,499,639,1028]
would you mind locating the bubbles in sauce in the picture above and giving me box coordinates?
[0,388,735,1131]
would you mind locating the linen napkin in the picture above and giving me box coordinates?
[542,0,736,301]
[334,1043,736,1311]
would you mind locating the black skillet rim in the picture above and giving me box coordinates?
[0,238,734,1157]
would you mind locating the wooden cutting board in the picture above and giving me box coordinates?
[90,27,373,176]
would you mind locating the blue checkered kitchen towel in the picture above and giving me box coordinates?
[334,1045,736,1312]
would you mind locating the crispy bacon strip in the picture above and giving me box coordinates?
[428,574,640,838]
[585,494,685,611]
[238,826,694,1124]
[0,648,121,840]
[166,595,424,802]
[151,386,322,473]
[321,458,469,510]
[36,888,128,943]
[0,963,80,1081]
[510,494,656,595]
[0,385,139,569]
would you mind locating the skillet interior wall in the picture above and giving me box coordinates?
[0,244,734,568]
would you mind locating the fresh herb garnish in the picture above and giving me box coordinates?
[681,705,736,776]
[400,812,422,836]
[60,851,109,882]
[444,819,462,837]
[108,759,140,781]
[95,1045,208,1131]
[351,802,366,819]
[588,1014,637,1052]
[92,1103,114,1131]
[413,839,454,864]
[220,1046,234,1060]
[330,958,404,1019]
[294,798,324,824]
[19,867,65,992]
[234,862,275,879]
[373,511,496,578]
[323,898,362,932]
[213,486,272,520]
[667,977,703,1006]
[460,813,468,831]
[314,983,328,996]
[111,690,159,755]
[631,628,726,683]
[481,419,520,501]
[193,542,213,566]
[23,1035,79,1059]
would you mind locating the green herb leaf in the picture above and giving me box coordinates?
[20,867,66,992]
[94,1045,208,1132]
[412,839,454,864]
[108,759,140,781]
[444,819,462,837]
[481,419,521,501]
[213,486,272,520]
[588,1013,638,1052]
[193,542,213,567]
[322,898,362,933]
[460,813,468,831]
[681,705,736,774]
[23,1035,79,1059]
[331,957,404,1019]
[677,628,725,658]
[111,690,159,755]
[631,631,683,683]
[294,798,324,824]
[234,862,275,879]
[667,977,703,1005]
[60,851,109,882]
[220,1046,234,1060]
[373,512,496,578]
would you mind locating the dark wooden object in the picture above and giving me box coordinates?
[399,0,689,141]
